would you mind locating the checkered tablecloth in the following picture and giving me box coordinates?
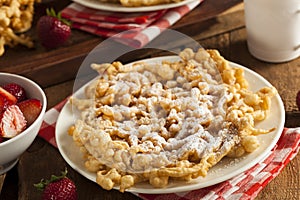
[61,0,204,47]
[38,97,300,200]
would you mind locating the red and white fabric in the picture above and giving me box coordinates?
[38,97,300,200]
[61,0,204,47]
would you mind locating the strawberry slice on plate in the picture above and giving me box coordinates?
[17,99,42,126]
[0,105,27,138]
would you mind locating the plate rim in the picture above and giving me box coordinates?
[55,55,285,194]
[72,0,198,12]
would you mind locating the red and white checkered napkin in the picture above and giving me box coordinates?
[61,0,203,48]
[38,98,300,200]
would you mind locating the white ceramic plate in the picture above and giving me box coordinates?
[73,0,197,12]
[56,56,285,194]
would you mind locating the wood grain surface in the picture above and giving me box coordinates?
[0,0,243,87]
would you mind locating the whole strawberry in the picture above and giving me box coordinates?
[37,8,71,49]
[34,169,78,200]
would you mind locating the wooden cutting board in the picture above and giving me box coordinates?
[0,0,243,88]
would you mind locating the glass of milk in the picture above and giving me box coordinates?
[244,0,300,62]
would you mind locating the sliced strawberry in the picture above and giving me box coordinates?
[0,95,6,113]
[3,83,27,102]
[17,99,42,126]
[0,105,27,138]
[0,87,17,107]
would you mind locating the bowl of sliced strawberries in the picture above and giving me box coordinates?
[0,72,47,174]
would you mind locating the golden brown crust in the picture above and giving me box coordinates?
[0,0,39,56]
[69,48,277,192]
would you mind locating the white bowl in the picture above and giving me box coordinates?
[0,73,47,174]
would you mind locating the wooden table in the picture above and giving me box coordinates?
[1,0,300,199]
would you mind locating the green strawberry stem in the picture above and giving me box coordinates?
[34,168,68,191]
[46,8,71,26]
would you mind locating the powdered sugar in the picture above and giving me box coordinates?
[72,50,236,174]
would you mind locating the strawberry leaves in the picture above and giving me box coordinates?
[35,169,68,191]
[46,8,71,27]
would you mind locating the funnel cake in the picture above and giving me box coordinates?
[69,48,277,192]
